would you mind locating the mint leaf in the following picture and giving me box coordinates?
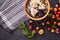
[31,31,35,37]
[22,29,29,36]
[18,21,26,29]
[18,24,25,29]
[48,14,52,17]
[28,31,35,38]
[51,25,56,28]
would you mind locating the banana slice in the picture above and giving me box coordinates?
[38,29,44,35]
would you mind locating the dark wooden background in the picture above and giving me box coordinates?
[0,0,60,40]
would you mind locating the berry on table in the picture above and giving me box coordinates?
[36,27,39,30]
[54,12,57,14]
[47,27,51,31]
[29,25,32,29]
[56,14,59,18]
[58,22,60,26]
[58,12,60,14]
[54,8,57,12]
[33,29,37,33]
[42,22,45,26]
[53,21,57,25]
[51,29,55,33]
[29,20,32,23]
[50,7,53,10]
[52,15,55,19]
[55,28,59,34]
[55,4,59,8]
[46,21,50,25]
[58,7,60,10]
[57,17,60,21]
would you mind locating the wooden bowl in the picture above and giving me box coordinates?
[24,0,50,20]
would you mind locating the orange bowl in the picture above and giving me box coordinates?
[24,0,50,20]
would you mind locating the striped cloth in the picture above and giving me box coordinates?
[0,0,29,32]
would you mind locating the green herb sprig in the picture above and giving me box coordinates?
[18,21,35,38]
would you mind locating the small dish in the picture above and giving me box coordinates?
[24,0,50,20]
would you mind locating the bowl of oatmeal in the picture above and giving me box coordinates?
[24,0,50,20]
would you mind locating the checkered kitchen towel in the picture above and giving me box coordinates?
[0,0,29,32]
[0,0,23,11]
